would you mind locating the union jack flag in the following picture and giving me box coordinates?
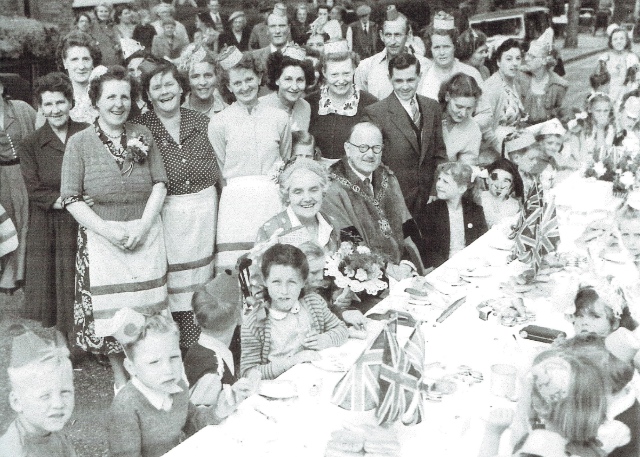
[331,326,385,411]
[376,326,424,425]
[512,178,560,274]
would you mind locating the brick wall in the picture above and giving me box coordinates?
[31,0,76,32]
[0,0,76,34]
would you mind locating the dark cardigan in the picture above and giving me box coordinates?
[306,89,378,160]
[415,197,488,268]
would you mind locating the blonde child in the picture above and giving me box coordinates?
[107,311,249,457]
[482,351,608,457]
[184,270,259,406]
[292,131,322,161]
[0,328,76,457]
[502,131,550,198]
[241,243,348,380]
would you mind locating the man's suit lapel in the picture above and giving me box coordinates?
[387,94,419,154]
[417,96,433,166]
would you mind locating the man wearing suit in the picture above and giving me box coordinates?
[207,0,227,32]
[354,16,430,100]
[363,53,447,216]
[345,5,379,59]
[251,13,291,93]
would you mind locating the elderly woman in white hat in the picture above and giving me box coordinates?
[520,29,569,125]
[218,11,251,51]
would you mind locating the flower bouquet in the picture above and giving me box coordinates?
[584,136,640,197]
[325,241,388,295]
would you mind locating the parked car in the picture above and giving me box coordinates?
[469,6,551,53]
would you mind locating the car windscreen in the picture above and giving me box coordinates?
[471,16,524,38]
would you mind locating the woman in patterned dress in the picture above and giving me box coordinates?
[60,66,168,389]
[134,61,220,353]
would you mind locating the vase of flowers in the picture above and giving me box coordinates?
[325,241,388,296]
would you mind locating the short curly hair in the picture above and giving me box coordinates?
[456,28,487,62]
[266,51,316,91]
[278,157,329,204]
[423,27,459,59]
[57,31,102,72]
[88,65,139,108]
[34,72,74,108]
[140,61,188,109]
[438,72,482,107]
[216,52,260,104]
[436,161,473,188]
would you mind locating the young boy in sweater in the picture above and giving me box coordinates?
[107,310,254,457]
[0,328,76,457]
[184,270,260,406]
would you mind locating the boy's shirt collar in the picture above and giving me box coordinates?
[198,333,235,376]
[131,377,177,411]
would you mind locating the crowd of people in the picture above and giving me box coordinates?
[3,1,640,456]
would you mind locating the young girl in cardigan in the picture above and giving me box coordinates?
[107,311,250,457]
[241,243,348,380]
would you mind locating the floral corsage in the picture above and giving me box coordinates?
[123,134,150,175]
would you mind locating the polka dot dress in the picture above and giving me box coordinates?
[133,108,220,196]
[172,311,201,349]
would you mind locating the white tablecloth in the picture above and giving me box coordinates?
[167,177,632,457]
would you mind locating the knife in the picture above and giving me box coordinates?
[435,296,466,324]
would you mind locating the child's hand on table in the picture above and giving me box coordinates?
[342,310,367,330]
[302,330,333,350]
[292,349,321,364]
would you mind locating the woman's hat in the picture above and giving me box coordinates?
[528,118,566,137]
[528,27,553,56]
[120,38,145,60]
[228,11,245,23]
[503,130,536,155]
[356,5,371,17]
[324,39,349,54]
[217,46,244,70]
[281,43,306,61]
[10,327,70,369]
[433,11,455,30]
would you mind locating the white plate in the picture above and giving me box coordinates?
[459,268,492,278]
[258,380,298,399]
[312,357,348,372]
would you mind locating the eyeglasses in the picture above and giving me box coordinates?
[347,142,382,154]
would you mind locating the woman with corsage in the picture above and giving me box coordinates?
[208,47,291,273]
[60,66,168,390]
[134,61,220,353]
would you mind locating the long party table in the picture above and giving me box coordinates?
[166,177,631,457]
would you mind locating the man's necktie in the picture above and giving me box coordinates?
[410,98,421,126]
[363,177,374,197]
